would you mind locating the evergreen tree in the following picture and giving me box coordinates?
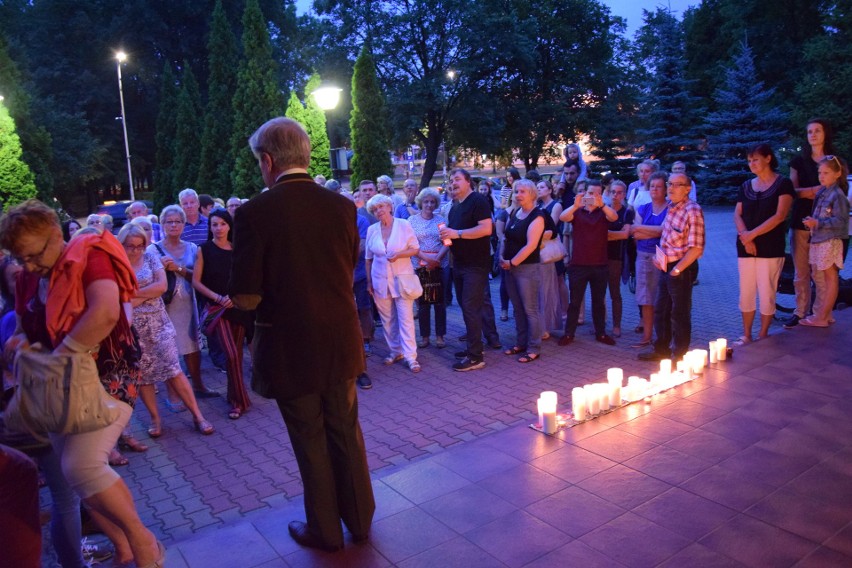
[0,98,38,210]
[634,9,704,165]
[154,62,180,212]
[230,0,284,197]
[303,73,332,179]
[285,90,307,125]
[703,41,789,203]
[349,46,391,186]
[172,63,203,192]
[197,0,239,198]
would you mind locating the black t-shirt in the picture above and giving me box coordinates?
[448,191,492,269]
[736,176,796,258]
[504,208,544,264]
[607,206,635,261]
[789,155,818,230]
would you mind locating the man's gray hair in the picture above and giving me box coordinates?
[178,188,198,202]
[377,175,393,187]
[366,194,394,215]
[415,188,440,208]
[249,117,311,170]
[160,204,186,223]
[325,179,341,192]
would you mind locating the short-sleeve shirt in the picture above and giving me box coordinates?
[660,199,705,264]
[394,202,418,219]
[569,208,609,267]
[789,155,818,231]
[635,202,669,254]
[354,214,369,282]
[736,176,795,258]
[607,206,635,261]
[504,209,544,265]
[448,191,492,269]
[181,215,209,245]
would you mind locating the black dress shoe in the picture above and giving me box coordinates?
[288,521,342,552]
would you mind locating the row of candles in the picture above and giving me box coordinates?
[535,338,731,434]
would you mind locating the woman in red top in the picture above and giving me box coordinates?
[0,200,164,567]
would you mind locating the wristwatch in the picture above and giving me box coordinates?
[458,229,463,239]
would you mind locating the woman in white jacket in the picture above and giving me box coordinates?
[365,195,422,372]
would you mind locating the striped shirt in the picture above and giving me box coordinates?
[181,216,209,245]
[660,199,705,264]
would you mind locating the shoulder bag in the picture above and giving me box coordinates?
[153,244,176,304]
[4,349,121,438]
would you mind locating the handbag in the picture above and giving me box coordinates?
[4,349,121,437]
[416,267,443,304]
[539,237,565,264]
[396,273,423,300]
[153,244,176,304]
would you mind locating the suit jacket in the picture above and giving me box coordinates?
[228,173,365,400]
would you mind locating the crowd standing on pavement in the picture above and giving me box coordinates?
[0,113,850,563]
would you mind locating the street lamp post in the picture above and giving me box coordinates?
[310,84,344,179]
[115,51,135,201]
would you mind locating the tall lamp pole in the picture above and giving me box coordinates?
[311,84,343,178]
[115,51,135,201]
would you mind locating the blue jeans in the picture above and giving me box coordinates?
[454,265,489,358]
[504,263,542,354]
[565,265,608,337]
[653,262,697,358]
[36,449,86,568]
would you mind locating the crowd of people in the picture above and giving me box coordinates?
[1,116,850,563]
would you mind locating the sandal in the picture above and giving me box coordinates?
[147,423,162,438]
[228,408,242,420]
[503,346,524,356]
[733,336,753,346]
[541,332,551,340]
[631,340,651,348]
[383,354,404,366]
[518,353,540,363]
[118,434,149,453]
[194,419,215,435]
[108,449,129,467]
[435,337,446,349]
[408,360,421,373]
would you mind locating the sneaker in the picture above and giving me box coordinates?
[364,343,372,357]
[453,357,485,372]
[454,350,470,359]
[783,315,801,329]
[82,537,114,564]
[356,373,373,389]
[596,334,616,346]
[638,350,669,361]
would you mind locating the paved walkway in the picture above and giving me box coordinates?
[39,207,852,566]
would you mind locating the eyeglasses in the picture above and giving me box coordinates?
[123,244,146,252]
[14,236,51,266]
[825,155,841,166]
[667,182,690,188]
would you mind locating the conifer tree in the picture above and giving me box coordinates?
[0,98,38,210]
[702,41,788,203]
[230,0,284,197]
[303,73,332,179]
[285,90,307,126]
[349,46,391,186]
[172,63,203,193]
[154,62,180,212]
[197,0,238,198]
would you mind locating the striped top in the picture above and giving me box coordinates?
[181,215,209,245]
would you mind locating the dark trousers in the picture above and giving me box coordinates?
[418,268,451,338]
[353,278,374,342]
[454,265,489,358]
[499,268,510,311]
[653,262,697,358]
[276,380,375,547]
[607,259,624,328]
[565,265,608,337]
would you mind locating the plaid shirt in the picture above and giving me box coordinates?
[660,198,705,264]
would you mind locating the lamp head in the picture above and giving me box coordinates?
[116,51,127,63]
[311,85,342,111]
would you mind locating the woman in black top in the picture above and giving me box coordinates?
[786,118,837,327]
[192,210,252,419]
[500,179,545,362]
[734,144,795,343]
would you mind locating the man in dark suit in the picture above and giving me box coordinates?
[229,117,375,552]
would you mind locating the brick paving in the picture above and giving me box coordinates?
[37,206,852,566]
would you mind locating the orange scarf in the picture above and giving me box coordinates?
[46,231,138,345]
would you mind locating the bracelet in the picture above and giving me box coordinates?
[61,334,93,353]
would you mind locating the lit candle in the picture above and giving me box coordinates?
[585,385,600,415]
[709,341,718,363]
[607,368,623,386]
[598,383,611,411]
[571,387,586,422]
[608,382,621,407]
[537,397,545,428]
[696,349,708,371]
[660,359,672,377]
[717,338,727,361]
[541,391,558,408]
[541,395,558,434]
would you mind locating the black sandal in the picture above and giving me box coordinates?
[518,353,540,363]
[503,346,524,356]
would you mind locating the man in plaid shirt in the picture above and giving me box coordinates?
[639,172,705,361]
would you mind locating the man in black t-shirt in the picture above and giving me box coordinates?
[440,169,495,371]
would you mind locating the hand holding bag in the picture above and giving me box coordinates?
[4,348,121,437]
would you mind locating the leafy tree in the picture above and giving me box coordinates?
[154,62,180,212]
[634,9,704,165]
[349,45,391,186]
[197,0,238,198]
[230,0,284,197]
[0,97,38,210]
[303,73,332,179]
[793,0,852,159]
[702,41,789,203]
[172,63,203,192]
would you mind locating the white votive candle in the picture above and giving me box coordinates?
[537,397,545,428]
[696,349,708,371]
[607,368,624,387]
[709,341,717,363]
[598,383,611,411]
[717,338,727,361]
[660,359,672,377]
[608,383,621,407]
[571,387,586,422]
[541,391,558,408]
[585,385,600,415]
